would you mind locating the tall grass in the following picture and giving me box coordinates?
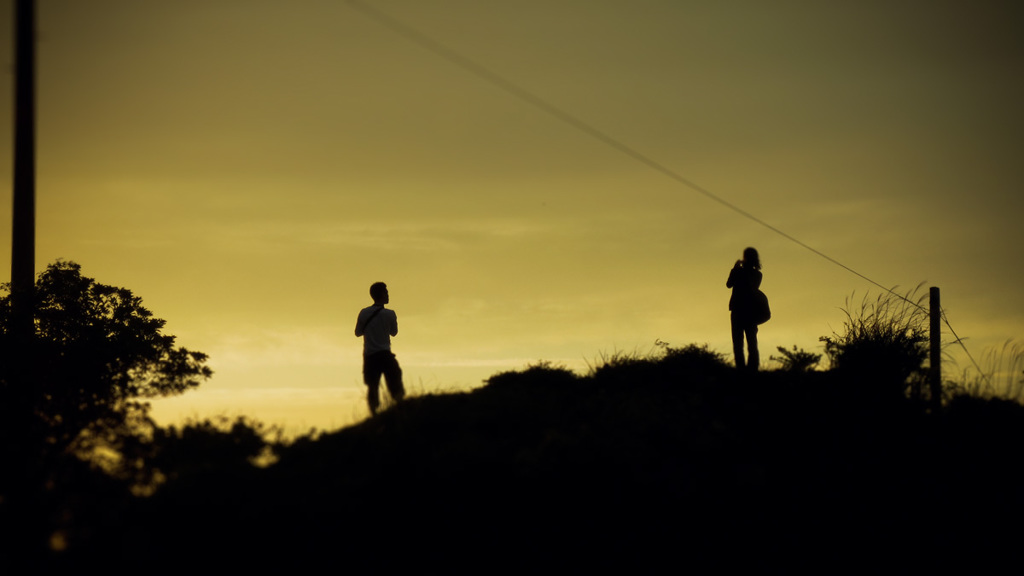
[950,340,1024,403]
[820,285,930,397]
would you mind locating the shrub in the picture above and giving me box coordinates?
[584,341,730,385]
[820,285,930,398]
[659,342,731,374]
[584,349,655,379]
[770,345,822,372]
[486,360,578,389]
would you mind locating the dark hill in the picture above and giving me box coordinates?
[43,355,1024,573]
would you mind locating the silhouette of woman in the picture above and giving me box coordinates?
[726,247,763,371]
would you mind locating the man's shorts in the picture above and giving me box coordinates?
[363,350,403,394]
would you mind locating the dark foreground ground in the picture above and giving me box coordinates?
[15,356,1024,573]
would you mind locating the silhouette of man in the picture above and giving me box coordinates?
[355,282,405,415]
[727,247,763,371]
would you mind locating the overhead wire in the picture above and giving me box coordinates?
[346,0,988,382]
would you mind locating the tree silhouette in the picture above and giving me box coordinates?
[0,260,212,455]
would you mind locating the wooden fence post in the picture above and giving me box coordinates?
[929,287,941,410]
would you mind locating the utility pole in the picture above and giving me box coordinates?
[3,2,38,563]
[10,0,36,350]
[929,287,942,411]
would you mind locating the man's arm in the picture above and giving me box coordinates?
[390,311,398,337]
[355,310,365,337]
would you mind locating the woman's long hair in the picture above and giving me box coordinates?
[743,247,761,270]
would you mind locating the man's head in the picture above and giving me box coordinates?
[370,282,389,305]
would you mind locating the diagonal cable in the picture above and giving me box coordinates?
[347,0,988,382]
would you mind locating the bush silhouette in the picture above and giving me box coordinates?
[585,342,730,385]
[821,286,929,398]
[586,348,659,382]
[485,360,578,389]
[770,345,822,372]
[660,342,732,374]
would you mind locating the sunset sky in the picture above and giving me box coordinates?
[1,0,1022,433]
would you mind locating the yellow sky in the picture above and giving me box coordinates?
[1,1,1022,433]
